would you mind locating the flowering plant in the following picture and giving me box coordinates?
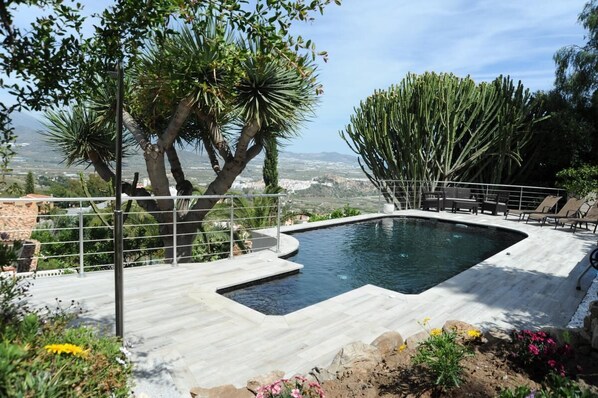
[510,330,573,377]
[44,343,89,357]
[413,318,471,390]
[256,376,325,398]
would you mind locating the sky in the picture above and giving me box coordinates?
[289,0,587,154]
[5,0,589,155]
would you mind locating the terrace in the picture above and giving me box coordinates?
[3,183,597,395]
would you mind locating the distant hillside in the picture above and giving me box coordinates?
[7,111,363,180]
[11,112,44,145]
[279,151,357,165]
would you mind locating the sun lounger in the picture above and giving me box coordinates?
[557,203,598,232]
[526,197,585,227]
[504,195,561,221]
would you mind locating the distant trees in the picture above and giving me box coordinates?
[555,0,598,104]
[340,72,545,199]
[263,138,279,188]
[25,172,34,194]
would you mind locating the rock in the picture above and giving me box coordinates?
[486,328,511,341]
[371,331,404,356]
[190,385,253,398]
[541,326,591,348]
[442,320,477,336]
[309,366,338,383]
[327,342,382,375]
[589,301,598,318]
[246,370,285,394]
[405,330,429,349]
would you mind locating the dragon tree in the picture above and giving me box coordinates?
[41,1,336,263]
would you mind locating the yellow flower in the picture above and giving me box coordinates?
[430,328,442,336]
[467,329,482,339]
[422,317,431,326]
[398,344,407,352]
[44,343,89,358]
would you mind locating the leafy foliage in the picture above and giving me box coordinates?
[263,138,279,188]
[308,204,361,222]
[555,0,598,104]
[556,164,598,198]
[25,172,35,194]
[514,90,597,187]
[413,328,471,390]
[0,278,132,397]
[499,373,597,398]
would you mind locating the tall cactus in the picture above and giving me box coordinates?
[340,72,543,206]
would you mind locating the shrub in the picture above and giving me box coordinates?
[510,329,573,378]
[499,373,596,397]
[556,164,598,198]
[0,277,132,397]
[308,205,361,222]
[256,375,325,398]
[412,320,471,390]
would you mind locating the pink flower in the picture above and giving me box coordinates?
[271,382,282,395]
[291,388,303,398]
[547,359,557,368]
[528,344,540,356]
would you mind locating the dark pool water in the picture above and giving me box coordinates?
[221,217,525,315]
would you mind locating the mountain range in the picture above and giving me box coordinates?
[8,112,363,181]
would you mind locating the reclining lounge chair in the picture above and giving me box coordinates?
[504,195,561,221]
[557,203,598,233]
[527,197,585,227]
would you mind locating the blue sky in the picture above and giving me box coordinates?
[290,0,587,154]
[7,1,588,155]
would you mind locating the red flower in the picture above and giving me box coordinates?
[528,344,540,356]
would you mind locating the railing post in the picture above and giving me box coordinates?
[377,180,382,212]
[518,187,523,210]
[78,200,84,277]
[172,206,177,267]
[229,197,234,259]
[276,195,281,253]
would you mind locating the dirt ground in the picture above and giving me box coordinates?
[321,334,598,398]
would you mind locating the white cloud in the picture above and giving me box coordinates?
[288,0,587,154]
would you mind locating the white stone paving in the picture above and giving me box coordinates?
[26,210,598,395]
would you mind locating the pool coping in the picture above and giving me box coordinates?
[26,209,598,392]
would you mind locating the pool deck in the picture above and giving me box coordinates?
[26,210,598,395]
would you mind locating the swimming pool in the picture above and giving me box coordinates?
[221,217,526,315]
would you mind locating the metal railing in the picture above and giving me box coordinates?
[0,193,286,277]
[378,180,565,211]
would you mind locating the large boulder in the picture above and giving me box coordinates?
[190,385,253,398]
[327,342,382,376]
[246,370,285,394]
[309,366,338,383]
[371,331,404,356]
[405,330,429,349]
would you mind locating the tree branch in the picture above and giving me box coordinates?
[123,110,156,155]
[202,134,221,174]
[165,145,186,185]
[87,150,115,182]
[234,121,260,162]
[245,143,263,165]
[195,109,233,161]
[162,96,194,148]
